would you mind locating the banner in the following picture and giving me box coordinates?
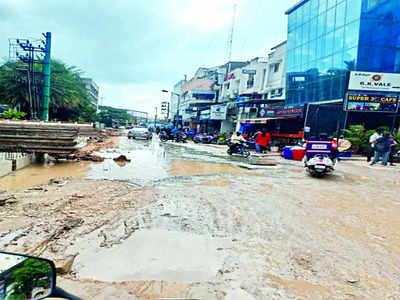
[345,92,399,113]
[210,105,227,120]
[348,71,400,93]
[275,106,304,117]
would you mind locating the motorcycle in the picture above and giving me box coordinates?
[159,130,174,142]
[304,138,336,177]
[174,132,188,143]
[227,141,250,158]
[0,251,81,299]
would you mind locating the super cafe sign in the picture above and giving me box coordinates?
[348,71,400,93]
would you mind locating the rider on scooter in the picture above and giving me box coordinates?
[230,132,246,153]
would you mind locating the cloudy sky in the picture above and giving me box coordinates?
[0,0,296,114]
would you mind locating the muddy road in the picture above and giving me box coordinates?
[1,135,400,299]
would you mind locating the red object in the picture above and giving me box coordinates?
[255,132,271,147]
[292,148,305,161]
[271,131,304,138]
[332,138,338,150]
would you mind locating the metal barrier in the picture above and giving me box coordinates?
[0,152,28,161]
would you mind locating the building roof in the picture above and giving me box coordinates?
[271,40,287,51]
[285,0,310,15]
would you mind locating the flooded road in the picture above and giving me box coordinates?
[1,135,400,299]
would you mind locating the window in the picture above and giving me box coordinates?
[261,69,266,90]
[247,74,254,88]
[344,21,359,49]
[274,63,280,72]
[346,0,362,23]
[335,1,346,28]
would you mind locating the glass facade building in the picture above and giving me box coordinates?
[285,0,400,106]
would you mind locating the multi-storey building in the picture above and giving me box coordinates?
[285,0,400,106]
[82,78,99,108]
[285,0,400,134]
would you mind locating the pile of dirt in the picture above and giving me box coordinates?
[72,135,118,162]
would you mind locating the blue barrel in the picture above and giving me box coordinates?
[282,146,293,160]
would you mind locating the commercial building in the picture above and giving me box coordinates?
[170,79,186,122]
[285,0,400,135]
[127,110,148,124]
[82,78,99,108]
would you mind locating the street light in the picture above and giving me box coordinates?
[162,89,181,128]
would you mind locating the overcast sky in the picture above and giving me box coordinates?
[0,0,297,114]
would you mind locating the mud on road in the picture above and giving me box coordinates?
[1,137,400,299]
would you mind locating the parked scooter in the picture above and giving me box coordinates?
[304,137,337,177]
[159,129,175,142]
[0,251,82,299]
[227,141,250,158]
[174,132,188,143]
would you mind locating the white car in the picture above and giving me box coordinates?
[127,128,152,140]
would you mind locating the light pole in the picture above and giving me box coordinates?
[162,89,181,128]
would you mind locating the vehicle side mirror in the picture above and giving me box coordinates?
[0,251,56,300]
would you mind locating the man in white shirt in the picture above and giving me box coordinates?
[368,128,383,163]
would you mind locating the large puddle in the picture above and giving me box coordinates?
[170,161,248,177]
[0,138,257,190]
[0,161,91,190]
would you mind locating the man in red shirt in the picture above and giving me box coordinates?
[254,130,271,153]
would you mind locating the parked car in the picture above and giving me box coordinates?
[127,128,152,140]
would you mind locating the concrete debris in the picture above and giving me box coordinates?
[113,155,131,163]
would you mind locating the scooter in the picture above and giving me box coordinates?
[304,154,335,177]
[0,251,81,299]
[227,141,250,158]
[159,130,175,142]
[174,132,188,143]
[304,138,336,177]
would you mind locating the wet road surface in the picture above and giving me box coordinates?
[2,135,400,299]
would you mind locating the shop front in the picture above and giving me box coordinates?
[344,71,400,132]
[239,105,305,146]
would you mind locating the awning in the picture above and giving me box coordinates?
[240,116,298,124]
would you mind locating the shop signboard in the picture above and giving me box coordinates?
[275,106,304,117]
[242,69,256,75]
[344,92,399,113]
[258,108,275,118]
[210,105,227,120]
[348,71,400,93]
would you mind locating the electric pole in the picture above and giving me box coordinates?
[9,32,51,120]
[226,1,237,63]
[41,32,51,121]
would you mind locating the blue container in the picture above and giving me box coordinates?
[339,152,352,158]
[283,146,293,160]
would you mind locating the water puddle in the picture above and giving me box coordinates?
[201,178,231,186]
[0,161,91,190]
[169,161,247,177]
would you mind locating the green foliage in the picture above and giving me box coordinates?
[7,258,52,299]
[343,125,393,153]
[98,105,133,126]
[342,125,372,153]
[0,59,99,122]
[0,109,27,120]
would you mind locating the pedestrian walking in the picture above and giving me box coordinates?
[254,129,271,153]
[370,132,390,166]
[388,134,398,166]
[368,128,383,162]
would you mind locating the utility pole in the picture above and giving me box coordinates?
[10,35,48,119]
[41,32,51,121]
[155,106,158,123]
[226,1,237,62]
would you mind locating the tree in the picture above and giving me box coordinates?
[0,59,98,122]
